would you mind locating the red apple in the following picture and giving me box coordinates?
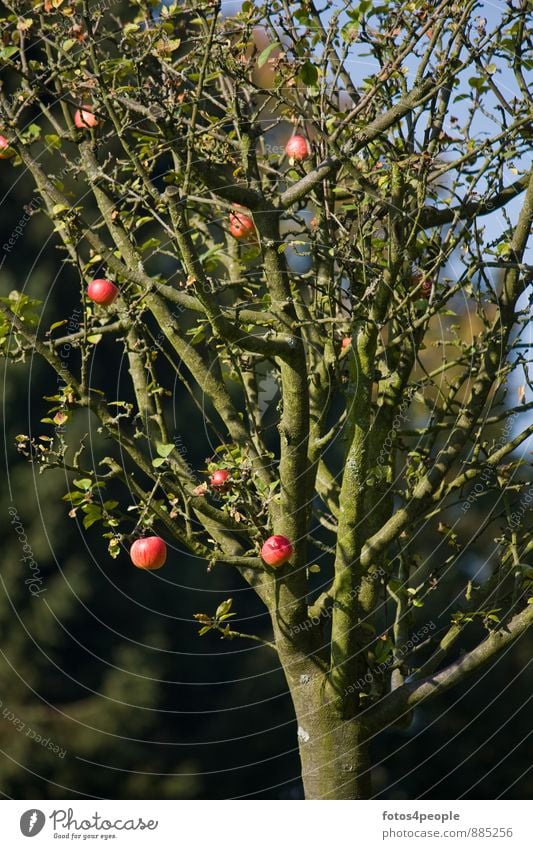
[87,278,119,306]
[261,534,293,568]
[341,336,352,350]
[285,134,310,162]
[229,204,256,240]
[74,106,99,129]
[0,135,13,159]
[210,468,230,488]
[130,536,167,570]
[411,271,432,300]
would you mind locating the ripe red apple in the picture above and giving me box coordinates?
[261,534,293,568]
[229,204,256,240]
[87,278,119,306]
[285,134,310,162]
[130,536,167,570]
[0,135,13,159]
[341,336,352,350]
[411,271,432,300]
[210,468,230,488]
[74,106,99,129]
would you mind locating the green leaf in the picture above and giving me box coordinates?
[216,598,233,619]
[108,538,121,559]
[299,60,318,86]
[0,292,41,329]
[73,478,93,491]
[134,216,154,229]
[496,241,511,257]
[62,490,86,503]
[83,509,102,529]
[156,443,175,458]
[24,123,42,141]
[45,134,62,150]
[198,626,212,636]
[139,237,161,253]
[189,325,206,345]
[374,639,392,663]
[466,76,488,94]
[163,39,181,53]
[257,41,280,68]
[0,46,19,61]
[152,457,166,468]
[49,320,67,332]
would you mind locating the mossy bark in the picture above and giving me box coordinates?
[275,633,372,800]
[291,674,371,800]
[295,700,371,800]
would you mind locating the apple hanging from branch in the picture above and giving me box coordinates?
[74,106,100,129]
[261,535,293,568]
[209,469,230,488]
[130,537,167,570]
[87,279,119,306]
[229,204,256,241]
[0,135,14,159]
[285,134,310,162]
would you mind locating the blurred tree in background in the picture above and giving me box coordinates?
[0,0,532,799]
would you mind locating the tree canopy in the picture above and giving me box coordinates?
[1,0,532,799]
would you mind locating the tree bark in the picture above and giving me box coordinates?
[276,636,372,800]
[295,695,372,800]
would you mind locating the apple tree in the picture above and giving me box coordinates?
[0,0,532,799]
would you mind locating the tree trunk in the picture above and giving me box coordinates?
[293,684,371,799]
[276,639,372,800]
